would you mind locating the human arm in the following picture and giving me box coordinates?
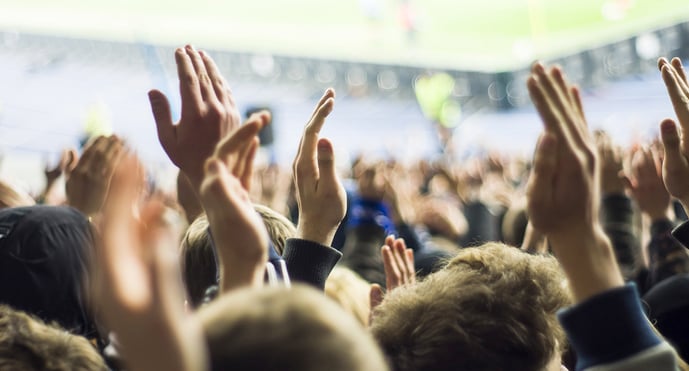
[199,113,271,292]
[624,146,689,287]
[65,135,125,218]
[149,46,240,193]
[657,57,689,214]
[38,148,76,204]
[93,152,208,371]
[527,62,676,370]
[292,88,347,246]
[369,236,416,323]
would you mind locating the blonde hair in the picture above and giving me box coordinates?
[180,205,296,308]
[325,267,371,327]
[371,242,571,371]
[253,204,296,256]
[197,284,389,371]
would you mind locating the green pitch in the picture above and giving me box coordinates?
[1,0,688,70]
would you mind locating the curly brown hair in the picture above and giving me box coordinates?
[370,242,572,371]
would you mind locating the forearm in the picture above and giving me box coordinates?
[549,225,625,303]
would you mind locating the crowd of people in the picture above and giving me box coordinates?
[1,44,689,371]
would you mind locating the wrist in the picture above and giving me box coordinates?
[645,206,672,222]
[548,224,625,303]
[296,223,337,247]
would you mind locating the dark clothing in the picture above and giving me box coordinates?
[0,206,96,338]
[282,238,342,290]
[601,194,639,280]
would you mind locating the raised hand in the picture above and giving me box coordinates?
[624,147,671,221]
[657,57,689,209]
[369,236,416,323]
[293,89,347,246]
[526,62,623,302]
[45,148,78,185]
[149,45,241,190]
[200,112,271,292]
[595,130,625,195]
[526,64,599,239]
[66,135,125,217]
[94,152,207,371]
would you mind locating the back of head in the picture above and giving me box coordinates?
[370,243,571,371]
[181,206,296,308]
[180,214,216,308]
[0,206,96,338]
[253,204,296,255]
[197,284,389,371]
[0,305,106,371]
[325,266,372,327]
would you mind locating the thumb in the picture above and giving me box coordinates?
[369,283,384,326]
[660,119,687,170]
[317,138,338,189]
[148,90,176,156]
[527,132,558,207]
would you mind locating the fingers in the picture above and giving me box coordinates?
[570,86,587,127]
[541,65,587,147]
[175,47,203,112]
[148,90,176,155]
[316,138,338,192]
[64,148,78,173]
[202,159,247,208]
[660,64,689,146]
[527,74,565,139]
[185,45,217,104]
[214,112,269,160]
[295,90,336,183]
[671,57,689,85]
[237,138,259,191]
[381,236,416,289]
[660,119,689,177]
[381,244,399,289]
[199,50,231,108]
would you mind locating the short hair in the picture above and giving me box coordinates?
[180,214,216,308]
[0,305,106,371]
[370,242,571,371]
[180,206,296,308]
[325,267,371,327]
[253,204,296,255]
[197,284,389,371]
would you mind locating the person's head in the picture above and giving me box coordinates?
[325,266,371,327]
[253,204,296,255]
[180,214,216,308]
[180,206,296,308]
[0,305,106,371]
[370,242,571,371]
[0,206,96,339]
[197,284,389,371]
[0,179,35,209]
